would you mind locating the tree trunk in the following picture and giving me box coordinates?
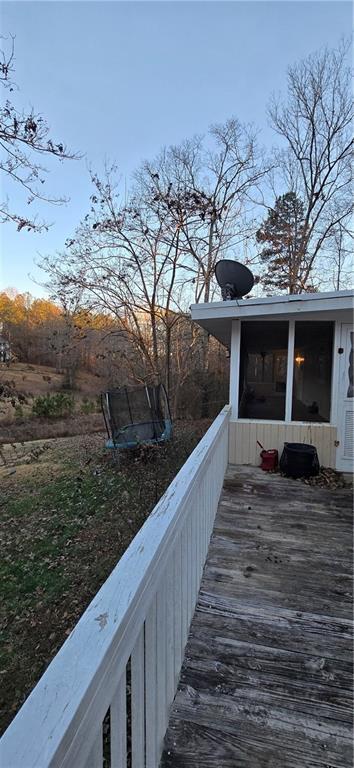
[165,325,171,399]
[150,310,160,383]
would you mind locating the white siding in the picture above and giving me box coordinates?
[229,421,337,469]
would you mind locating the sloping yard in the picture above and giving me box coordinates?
[0,423,210,734]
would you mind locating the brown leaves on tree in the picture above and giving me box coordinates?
[0,36,79,232]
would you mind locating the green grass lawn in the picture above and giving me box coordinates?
[0,423,210,734]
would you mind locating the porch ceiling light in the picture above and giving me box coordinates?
[295,355,305,365]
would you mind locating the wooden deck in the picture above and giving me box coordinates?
[160,465,353,768]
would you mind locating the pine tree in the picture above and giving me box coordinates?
[256,192,316,294]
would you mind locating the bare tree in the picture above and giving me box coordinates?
[328,222,353,291]
[135,120,266,413]
[0,35,79,232]
[39,166,191,399]
[40,118,265,414]
[138,118,266,303]
[268,41,353,291]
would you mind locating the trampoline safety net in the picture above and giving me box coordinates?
[101,384,172,448]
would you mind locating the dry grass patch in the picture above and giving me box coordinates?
[0,421,210,734]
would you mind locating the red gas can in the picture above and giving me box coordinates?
[260,448,278,471]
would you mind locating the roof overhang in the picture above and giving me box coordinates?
[190,290,354,347]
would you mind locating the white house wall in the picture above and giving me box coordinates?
[191,290,353,471]
[227,315,344,469]
[228,421,337,469]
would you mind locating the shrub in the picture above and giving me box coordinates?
[32,393,75,419]
[14,404,24,421]
[80,397,97,415]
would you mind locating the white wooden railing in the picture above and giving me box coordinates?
[1,405,230,768]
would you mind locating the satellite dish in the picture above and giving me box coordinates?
[214,259,254,300]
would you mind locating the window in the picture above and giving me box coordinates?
[236,319,334,423]
[292,321,333,423]
[239,321,289,420]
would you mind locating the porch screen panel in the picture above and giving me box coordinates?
[292,321,333,423]
[239,321,288,420]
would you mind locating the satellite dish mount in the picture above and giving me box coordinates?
[214,259,254,301]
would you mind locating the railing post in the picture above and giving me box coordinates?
[230,320,241,419]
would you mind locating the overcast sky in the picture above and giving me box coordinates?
[0,1,351,297]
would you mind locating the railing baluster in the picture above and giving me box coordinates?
[208,460,213,533]
[145,597,157,768]
[206,461,211,544]
[197,488,202,583]
[187,515,193,624]
[166,564,175,707]
[85,726,103,768]
[110,670,127,768]
[197,487,203,580]
[156,579,167,754]
[131,629,145,767]
[191,497,197,609]
[202,475,207,564]
[173,538,182,686]
[181,523,188,649]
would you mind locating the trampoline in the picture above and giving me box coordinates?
[101,384,172,450]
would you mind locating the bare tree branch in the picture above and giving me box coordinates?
[0,35,80,231]
[267,40,353,290]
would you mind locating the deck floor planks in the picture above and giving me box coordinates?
[160,465,353,768]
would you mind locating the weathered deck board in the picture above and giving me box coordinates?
[160,465,353,768]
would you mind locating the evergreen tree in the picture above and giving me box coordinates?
[256,192,316,294]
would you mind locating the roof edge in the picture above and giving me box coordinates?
[191,289,354,313]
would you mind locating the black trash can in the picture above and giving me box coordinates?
[280,443,320,479]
